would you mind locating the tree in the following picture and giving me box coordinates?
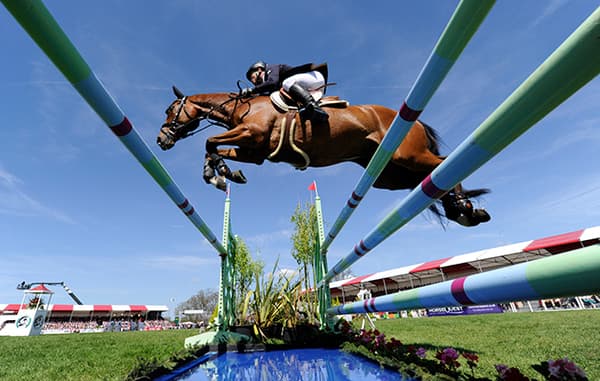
[290,201,318,291]
[175,289,219,323]
[332,268,355,282]
[177,239,264,326]
[232,236,263,315]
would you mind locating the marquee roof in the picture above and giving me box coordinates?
[330,226,600,298]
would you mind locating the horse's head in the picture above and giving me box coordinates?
[157,86,248,150]
[157,86,203,151]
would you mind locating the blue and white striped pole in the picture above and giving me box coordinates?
[321,0,495,253]
[323,6,600,283]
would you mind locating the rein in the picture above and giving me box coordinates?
[163,92,252,141]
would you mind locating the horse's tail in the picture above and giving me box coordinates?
[420,120,441,156]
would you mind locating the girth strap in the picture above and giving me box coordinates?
[267,110,310,170]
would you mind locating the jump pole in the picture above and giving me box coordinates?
[320,0,495,254]
[217,186,237,331]
[322,6,600,284]
[329,244,600,315]
[2,0,226,255]
[311,187,332,329]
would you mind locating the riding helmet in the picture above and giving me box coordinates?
[246,60,267,80]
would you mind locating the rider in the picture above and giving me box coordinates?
[240,61,329,122]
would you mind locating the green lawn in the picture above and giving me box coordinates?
[372,309,600,380]
[0,310,597,380]
[0,329,192,381]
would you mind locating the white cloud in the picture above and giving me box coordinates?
[0,167,21,186]
[277,268,299,279]
[0,164,75,223]
[528,0,566,29]
[245,229,293,248]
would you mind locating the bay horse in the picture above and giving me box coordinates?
[157,86,490,227]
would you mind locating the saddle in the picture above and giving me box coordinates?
[269,90,349,113]
[267,90,349,170]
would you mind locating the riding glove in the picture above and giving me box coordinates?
[240,88,253,97]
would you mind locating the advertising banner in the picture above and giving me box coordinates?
[426,304,503,317]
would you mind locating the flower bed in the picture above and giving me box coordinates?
[336,320,588,381]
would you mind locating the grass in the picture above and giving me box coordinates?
[0,310,597,380]
[372,309,600,380]
[0,330,192,381]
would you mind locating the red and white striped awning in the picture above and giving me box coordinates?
[25,284,54,294]
[330,226,600,295]
[0,304,168,313]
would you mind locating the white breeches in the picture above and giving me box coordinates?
[282,71,325,93]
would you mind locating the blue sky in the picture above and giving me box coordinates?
[1,1,598,312]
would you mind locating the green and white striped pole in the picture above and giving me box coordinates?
[321,0,495,254]
[217,187,236,331]
[3,0,226,255]
[313,192,332,330]
[323,6,600,284]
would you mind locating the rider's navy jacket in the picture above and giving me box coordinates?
[251,64,293,95]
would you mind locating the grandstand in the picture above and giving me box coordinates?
[0,304,168,321]
[2,226,597,334]
[330,226,600,310]
[0,303,171,335]
[0,282,170,335]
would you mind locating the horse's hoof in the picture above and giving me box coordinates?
[230,170,247,184]
[473,209,491,223]
[209,176,227,191]
[456,214,480,227]
[203,169,216,184]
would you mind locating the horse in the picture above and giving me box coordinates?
[157,86,491,227]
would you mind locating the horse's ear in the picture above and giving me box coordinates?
[172,86,185,99]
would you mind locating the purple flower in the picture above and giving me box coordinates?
[495,364,509,374]
[375,332,386,347]
[547,360,562,378]
[436,347,461,369]
[439,347,459,362]
[415,347,426,359]
[546,358,587,380]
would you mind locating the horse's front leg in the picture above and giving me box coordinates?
[206,152,247,184]
[205,124,267,186]
[202,154,227,191]
[215,148,266,165]
[205,123,263,154]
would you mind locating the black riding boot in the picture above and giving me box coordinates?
[288,84,329,122]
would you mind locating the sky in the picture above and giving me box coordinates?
[1,1,599,313]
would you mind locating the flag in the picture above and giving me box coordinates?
[308,181,317,191]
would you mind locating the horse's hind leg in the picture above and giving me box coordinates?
[389,122,491,227]
[441,184,491,227]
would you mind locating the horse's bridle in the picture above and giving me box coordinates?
[160,96,202,141]
[161,90,252,144]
